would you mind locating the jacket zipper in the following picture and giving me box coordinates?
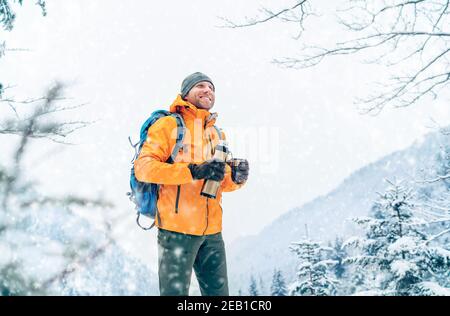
[175,185,181,213]
[201,128,218,235]
[201,120,217,235]
[203,198,209,235]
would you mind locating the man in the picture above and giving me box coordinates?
[134,72,249,296]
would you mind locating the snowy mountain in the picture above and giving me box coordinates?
[227,130,448,295]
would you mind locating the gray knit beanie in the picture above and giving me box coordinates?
[181,72,215,99]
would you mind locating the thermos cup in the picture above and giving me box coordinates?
[200,140,229,199]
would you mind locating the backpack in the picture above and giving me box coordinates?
[127,110,186,230]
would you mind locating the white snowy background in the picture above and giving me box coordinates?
[1,0,449,295]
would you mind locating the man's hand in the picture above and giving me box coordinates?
[188,160,226,181]
[229,159,249,184]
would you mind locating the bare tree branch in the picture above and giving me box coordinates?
[224,0,450,113]
[0,84,92,144]
[0,82,92,210]
[20,195,115,209]
[416,173,450,184]
[424,227,450,245]
[217,0,311,32]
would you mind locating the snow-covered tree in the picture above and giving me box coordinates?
[328,237,347,279]
[435,144,450,189]
[0,83,116,295]
[289,239,338,296]
[345,180,450,296]
[0,0,46,31]
[0,2,126,296]
[270,269,287,296]
[258,275,267,296]
[326,237,355,295]
[248,275,259,296]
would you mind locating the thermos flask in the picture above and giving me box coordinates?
[200,140,229,199]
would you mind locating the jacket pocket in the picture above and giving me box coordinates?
[175,185,181,214]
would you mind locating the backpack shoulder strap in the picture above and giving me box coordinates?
[167,112,186,164]
[213,125,223,141]
[136,111,186,164]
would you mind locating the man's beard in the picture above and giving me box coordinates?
[195,98,214,110]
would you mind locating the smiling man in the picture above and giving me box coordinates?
[182,74,215,111]
[134,72,250,296]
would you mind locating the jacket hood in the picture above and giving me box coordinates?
[169,94,218,127]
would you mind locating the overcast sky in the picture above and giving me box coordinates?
[1,0,449,265]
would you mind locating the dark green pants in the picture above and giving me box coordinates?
[157,228,229,296]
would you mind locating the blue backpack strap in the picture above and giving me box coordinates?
[213,125,223,140]
[167,112,186,164]
[136,110,185,163]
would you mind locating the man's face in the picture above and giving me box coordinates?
[184,81,215,111]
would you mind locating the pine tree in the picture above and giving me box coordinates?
[258,276,266,296]
[248,275,259,296]
[270,269,287,296]
[326,237,353,295]
[329,237,347,279]
[289,239,338,296]
[345,180,450,295]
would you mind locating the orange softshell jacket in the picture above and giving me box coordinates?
[134,95,244,235]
